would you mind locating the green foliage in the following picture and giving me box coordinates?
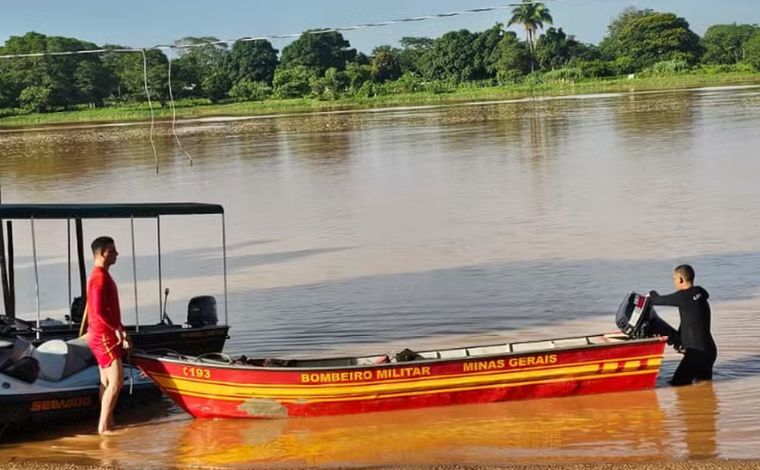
[200,67,231,102]
[273,65,317,98]
[344,62,372,91]
[225,39,278,85]
[745,34,760,71]
[543,67,584,81]
[172,37,228,98]
[398,36,434,74]
[696,62,754,74]
[535,28,593,70]
[371,47,402,82]
[571,60,616,78]
[228,78,272,102]
[392,72,425,93]
[19,85,52,112]
[702,24,759,64]
[74,60,115,106]
[489,31,531,80]
[644,58,691,76]
[421,29,486,82]
[507,0,553,49]
[310,67,348,100]
[279,31,356,73]
[599,10,702,70]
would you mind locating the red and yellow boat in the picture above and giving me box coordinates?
[132,331,667,419]
[132,293,672,419]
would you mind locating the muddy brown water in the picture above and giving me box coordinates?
[0,86,759,467]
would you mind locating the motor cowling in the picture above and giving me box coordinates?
[187,296,218,327]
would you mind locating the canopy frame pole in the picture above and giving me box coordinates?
[157,216,163,324]
[75,219,86,308]
[6,221,14,318]
[131,216,140,331]
[31,217,41,339]
[67,219,72,325]
[221,213,228,326]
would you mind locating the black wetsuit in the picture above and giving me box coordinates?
[649,286,717,386]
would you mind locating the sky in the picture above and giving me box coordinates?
[1,0,758,55]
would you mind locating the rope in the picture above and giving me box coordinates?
[165,46,194,167]
[141,49,159,174]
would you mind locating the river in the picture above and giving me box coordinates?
[0,85,759,467]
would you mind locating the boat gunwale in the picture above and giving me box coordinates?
[132,334,667,373]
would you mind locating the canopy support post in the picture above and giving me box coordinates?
[131,217,140,331]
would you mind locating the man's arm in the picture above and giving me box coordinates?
[649,290,683,307]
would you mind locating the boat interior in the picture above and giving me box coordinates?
[215,333,634,369]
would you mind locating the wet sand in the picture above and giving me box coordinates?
[2,458,760,469]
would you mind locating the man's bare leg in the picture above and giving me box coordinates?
[98,359,123,434]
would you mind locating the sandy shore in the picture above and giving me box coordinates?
[1,459,760,470]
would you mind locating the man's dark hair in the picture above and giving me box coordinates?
[674,264,695,283]
[91,236,115,255]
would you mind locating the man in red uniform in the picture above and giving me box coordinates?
[86,236,130,434]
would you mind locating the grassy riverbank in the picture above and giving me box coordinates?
[1,71,758,128]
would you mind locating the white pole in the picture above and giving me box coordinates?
[31,217,41,340]
[222,214,228,326]
[131,217,140,332]
[67,219,71,325]
[157,216,163,323]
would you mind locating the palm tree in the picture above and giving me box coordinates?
[507,0,553,71]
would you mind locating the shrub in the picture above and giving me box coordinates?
[19,86,53,113]
[228,79,273,102]
[543,67,584,82]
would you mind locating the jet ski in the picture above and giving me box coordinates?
[0,336,158,438]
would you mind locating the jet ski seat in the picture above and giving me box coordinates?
[31,338,95,382]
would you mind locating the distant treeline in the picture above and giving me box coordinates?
[1,5,760,114]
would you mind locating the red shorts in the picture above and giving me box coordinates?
[88,333,123,368]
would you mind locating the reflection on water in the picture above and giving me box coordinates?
[675,382,718,459]
[174,390,669,467]
[1,85,760,464]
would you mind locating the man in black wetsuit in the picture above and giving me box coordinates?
[649,264,717,386]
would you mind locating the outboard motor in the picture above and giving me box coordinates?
[616,292,680,344]
[187,296,218,327]
[616,292,652,338]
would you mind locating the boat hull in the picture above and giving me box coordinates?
[0,370,159,438]
[133,336,667,419]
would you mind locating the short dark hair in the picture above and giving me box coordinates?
[91,236,115,255]
[674,264,695,283]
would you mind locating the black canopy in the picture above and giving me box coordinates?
[0,203,224,219]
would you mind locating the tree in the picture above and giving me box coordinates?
[200,67,231,102]
[370,46,402,82]
[279,31,356,73]
[0,32,112,108]
[507,0,553,70]
[600,9,701,70]
[398,36,434,74]
[102,47,169,103]
[272,65,317,98]
[535,27,590,70]
[421,29,485,82]
[474,24,508,79]
[702,24,759,64]
[74,60,114,107]
[172,36,228,98]
[344,61,372,91]
[225,39,278,85]
[488,31,531,81]
[19,85,52,112]
[745,33,760,71]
